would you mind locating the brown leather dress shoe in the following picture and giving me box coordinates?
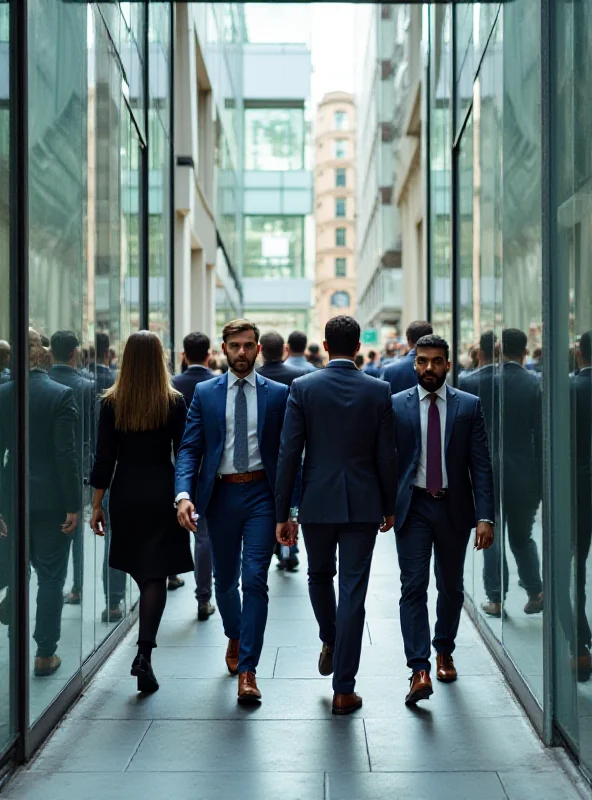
[225,638,240,675]
[237,671,262,704]
[318,643,334,676]
[436,654,457,683]
[34,655,62,677]
[405,670,433,705]
[332,692,363,716]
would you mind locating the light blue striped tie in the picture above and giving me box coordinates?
[233,379,248,473]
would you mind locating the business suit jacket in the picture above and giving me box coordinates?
[392,384,494,533]
[256,360,307,387]
[49,364,95,480]
[0,370,80,515]
[363,362,382,379]
[382,349,418,395]
[275,360,398,525]
[498,361,543,502]
[172,364,215,407]
[175,372,290,516]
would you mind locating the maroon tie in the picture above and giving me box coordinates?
[426,394,443,495]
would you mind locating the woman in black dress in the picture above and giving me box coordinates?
[90,331,194,692]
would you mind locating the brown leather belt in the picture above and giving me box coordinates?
[414,486,449,501]
[217,470,266,485]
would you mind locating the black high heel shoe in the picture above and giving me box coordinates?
[131,654,159,693]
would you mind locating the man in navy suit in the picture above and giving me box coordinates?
[172,332,216,619]
[392,334,494,705]
[275,316,398,716]
[383,320,433,394]
[363,350,381,378]
[256,331,308,387]
[175,319,290,705]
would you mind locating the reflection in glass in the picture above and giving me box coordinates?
[244,108,304,171]
[244,215,304,278]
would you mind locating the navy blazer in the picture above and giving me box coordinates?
[392,384,494,533]
[275,360,398,525]
[175,372,289,516]
[256,360,307,387]
[382,350,418,395]
[172,364,215,408]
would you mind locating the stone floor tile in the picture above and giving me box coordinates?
[27,720,151,773]
[327,771,507,800]
[127,719,370,773]
[498,769,586,799]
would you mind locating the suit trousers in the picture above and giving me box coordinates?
[193,516,213,602]
[396,491,470,672]
[302,522,378,694]
[206,479,276,674]
[30,511,72,658]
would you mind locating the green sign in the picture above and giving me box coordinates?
[362,329,378,346]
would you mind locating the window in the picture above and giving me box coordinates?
[335,198,346,218]
[335,168,346,187]
[336,228,346,246]
[335,258,347,277]
[334,139,346,159]
[334,110,348,131]
[331,290,351,308]
[244,216,304,278]
[244,107,305,171]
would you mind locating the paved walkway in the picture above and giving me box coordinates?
[4,533,587,800]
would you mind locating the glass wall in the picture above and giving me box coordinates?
[244,107,304,171]
[0,0,14,756]
[243,215,304,278]
[0,0,173,765]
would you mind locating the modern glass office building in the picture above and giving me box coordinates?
[426,1,592,783]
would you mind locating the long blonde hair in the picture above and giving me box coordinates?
[103,331,180,432]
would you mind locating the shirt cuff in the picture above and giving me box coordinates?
[478,519,495,526]
[175,492,191,507]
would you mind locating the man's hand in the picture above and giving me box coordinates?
[276,521,298,546]
[474,521,494,551]
[177,499,197,532]
[62,513,79,535]
[90,507,106,536]
[379,515,395,533]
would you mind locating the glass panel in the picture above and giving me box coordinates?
[0,0,15,751]
[28,0,88,722]
[335,198,346,218]
[244,216,304,278]
[244,108,304,171]
[335,258,347,278]
[335,168,346,188]
[334,111,348,131]
[334,139,347,159]
[429,5,452,344]
[336,227,346,247]
[501,0,544,704]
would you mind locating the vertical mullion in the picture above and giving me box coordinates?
[450,4,460,382]
[169,0,175,357]
[10,0,30,761]
[139,0,150,331]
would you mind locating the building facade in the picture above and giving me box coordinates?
[240,9,314,340]
[313,92,356,344]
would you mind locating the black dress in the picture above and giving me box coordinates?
[90,395,194,582]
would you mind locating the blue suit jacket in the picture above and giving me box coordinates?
[275,361,398,525]
[382,350,418,395]
[392,384,494,533]
[175,372,290,516]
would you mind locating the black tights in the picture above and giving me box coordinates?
[136,578,167,661]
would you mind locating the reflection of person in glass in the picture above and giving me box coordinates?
[571,331,592,680]
[91,332,127,623]
[90,332,193,693]
[0,339,10,383]
[49,331,95,606]
[0,330,80,676]
[482,329,544,618]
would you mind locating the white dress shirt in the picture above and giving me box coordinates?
[415,382,448,489]
[175,370,264,505]
[218,369,263,475]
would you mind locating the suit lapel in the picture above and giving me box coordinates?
[215,373,228,442]
[256,373,268,447]
[405,389,421,449]
[445,386,459,452]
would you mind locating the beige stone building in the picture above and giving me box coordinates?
[313,92,356,344]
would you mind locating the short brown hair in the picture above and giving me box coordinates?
[222,319,260,343]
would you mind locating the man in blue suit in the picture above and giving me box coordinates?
[383,320,433,394]
[175,319,290,705]
[172,331,216,618]
[275,316,398,716]
[392,334,495,705]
